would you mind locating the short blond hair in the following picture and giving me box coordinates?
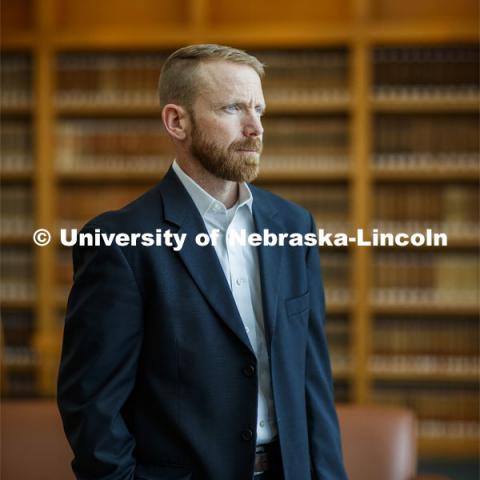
[158,44,265,111]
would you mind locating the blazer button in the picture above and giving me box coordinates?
[242,364,255,377]
[241,429,254,441]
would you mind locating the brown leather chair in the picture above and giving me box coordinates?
[336,404,450,480]
[1,400,75,480]
[1,401,450,480]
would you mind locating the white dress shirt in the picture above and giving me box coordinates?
[172,160,277,445]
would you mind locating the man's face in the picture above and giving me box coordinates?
[188,61,265,183]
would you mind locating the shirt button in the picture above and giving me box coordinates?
[242,364,255,377]
[241,429,254,441]
[259,420,265,428]
[235,278,241,286]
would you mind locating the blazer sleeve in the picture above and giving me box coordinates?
[57,225,143,480]
[304,214,348,480]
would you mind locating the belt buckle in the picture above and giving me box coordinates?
[254,450,269,475]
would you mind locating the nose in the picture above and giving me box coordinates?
[243,110,264,137]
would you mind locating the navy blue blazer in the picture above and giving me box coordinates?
[57,167,347,480]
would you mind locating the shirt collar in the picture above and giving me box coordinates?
[172,160,253,218]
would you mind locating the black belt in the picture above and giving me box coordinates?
[254,440,280,475]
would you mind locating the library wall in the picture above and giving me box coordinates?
[1,0,478,468]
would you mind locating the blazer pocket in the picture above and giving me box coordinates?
[285,291,310,317]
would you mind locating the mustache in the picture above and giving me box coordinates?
[231,139,263,152]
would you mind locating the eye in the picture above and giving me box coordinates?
[255,106,265,116]
[223,104,240,113]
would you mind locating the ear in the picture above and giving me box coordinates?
[162,104,190,140]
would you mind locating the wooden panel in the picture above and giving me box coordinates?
[209,0,353,26]
[54,0,188,30]
[0,0,34,31]
[371,0,478,21]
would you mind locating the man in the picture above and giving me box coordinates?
[57,44,347,480]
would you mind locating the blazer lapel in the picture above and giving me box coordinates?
[158,168,254,355]
[251,187,284,353]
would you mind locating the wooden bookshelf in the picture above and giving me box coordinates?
[0,173,34,183]
[371,371,480,383]
[372,304,480,316]
[1,0,478,461]
[0,300,35,309]
[419,437,479,458]
[56,169,352,184]
[0,235,32,245]
[55,99,353,116]
[373,170,480,182]
[371,97,480,112]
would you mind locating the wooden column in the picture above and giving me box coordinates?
[350,0,373,404]
[32,0,58,396]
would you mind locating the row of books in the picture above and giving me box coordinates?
[332,383,349,402]
[55,50,349,106]
[54,114,478,151]
[374,185,478,221]
[373,46,479,92]
[263,117,348,149]
[373,185,479,239]
[55,117,349,171]
[370,355,479,375]
[318,252,350,306]
[1,121,34,173]
[372,289,478,307]
[262,48,349,102]
[373,386,478,420]
[329,350,351,373]
[0,54,33,107]
[56,53,164,105]
[373,317,478,355]
[257,50,349,102]
[419,420,479,439]
[255,49,348,72]
[1,370,37,397]
[372,253,479,302]
[371,221,479,242]
[373,88,478,101]
[1,310,33,330]
[1,311,33,352]
[325,315,350,336]
[56,185,148,223]
[5,118,478,175]
[373,153,479,172]
[56,120,171,154]
[56,118,349,165]
[56,153,351,175]
[1,282,35,303]
[3,47,479,107]
[1,247,35,302]
[375,114,478,153]
[2,346,37,367]
[1,186,34,236]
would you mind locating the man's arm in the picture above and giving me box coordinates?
[305,214,348,480]
[57,225,143,480]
